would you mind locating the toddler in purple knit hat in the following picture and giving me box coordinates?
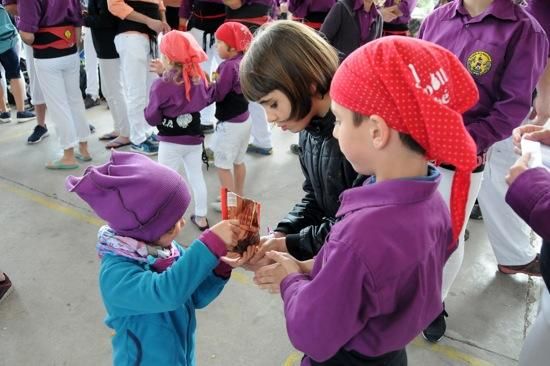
[65,150,242,365]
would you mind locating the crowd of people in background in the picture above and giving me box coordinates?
[1,0,549,365]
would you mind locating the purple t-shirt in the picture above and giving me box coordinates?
[384,0,418,25]
[207,54,249,122]
[288,0,336,19]
[420,0,549,154]
[355,0,379,45]
[145,73,211,145]
[280,167,451,363]
[17,0,83,33]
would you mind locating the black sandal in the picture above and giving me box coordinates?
[190,215,209,231]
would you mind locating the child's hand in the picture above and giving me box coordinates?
[253,251,301,293]
[506,154,530,186]
[210,219,241,250]
[221,245,256,268]
[149,59,165,75]
[249,236,286,265]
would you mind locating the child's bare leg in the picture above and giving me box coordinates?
[233,162,246,196]
[9,78,26,112]
[0,86,7,112]
[217,168,234,193]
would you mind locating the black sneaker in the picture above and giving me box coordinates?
[290,144,300,155]
[200,124,214,134]
[16,110,36,123]
[27,125,49,144]
[0,111,11,124]
[470,202,483,220]
[84,95,100,109]
[89,124,96,134]
[422,308,448,343]
[131,139,158,156]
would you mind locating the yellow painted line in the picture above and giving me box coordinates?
[230,271,252,285]
[282,352,301,366]
[0,181,103,226]
[411,338,494,366]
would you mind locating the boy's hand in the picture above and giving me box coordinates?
[380,5,401,23]
[249,235,287,265]
[253,251,300,293]
[221,245,256,268]
[210,219,241,250]
[149,59,165,75]
[506,154,530,186]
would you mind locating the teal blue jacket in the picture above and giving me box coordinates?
[99,240,229,365]
[0,6,16,55]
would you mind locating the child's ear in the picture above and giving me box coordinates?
[369,115,391,150]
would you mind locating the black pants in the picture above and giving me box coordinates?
[310,349,407,366]
[165,6,180,30]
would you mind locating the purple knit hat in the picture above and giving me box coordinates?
[65,150,191,242]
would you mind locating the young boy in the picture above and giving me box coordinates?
[66,150,241,365]
[254,37,479,365]
[208,22,253,208]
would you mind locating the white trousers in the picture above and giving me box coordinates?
[23,44,44,105]
[98,58,130,137]
[188,28,219,126]
[519,287,550,366]
[478,138,536,265]
[114,34,155,145]
[249,102,272,149]
[158,142,208,217]
[83,27,99,98]
[34,53,89,149]
[438,166,484,300]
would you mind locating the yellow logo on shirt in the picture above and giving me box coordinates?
[64,30,72,40]
[467,51,492,76]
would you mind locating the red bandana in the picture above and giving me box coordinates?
[331,36,479,248]
[215,22,254,52]
[160,30,208,100]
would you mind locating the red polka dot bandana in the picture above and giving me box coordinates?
[331,36,479,248]
[215,22,254,52]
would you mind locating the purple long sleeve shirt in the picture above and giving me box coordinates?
[207,54,249,122]
[526,0,550,56]
[17,0,83,33]
[145,74,211,145]
[288,0,336,18]
[179,0,224,19]
[383,0,417,25]
[419,0,549,154]
[355,0,379,44]
[280,168,452,363]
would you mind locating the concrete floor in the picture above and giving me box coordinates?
[0,103,543,365]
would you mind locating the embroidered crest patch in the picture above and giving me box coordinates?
[467,51,492,76]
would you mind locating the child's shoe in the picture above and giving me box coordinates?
[16,110,36,123]
[0,273,13,305]
[247,143,273,156]
[422,307,448,343]
[131,140,158,156]
[27,125,49,144]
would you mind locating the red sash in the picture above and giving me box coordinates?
[33,26,76,50]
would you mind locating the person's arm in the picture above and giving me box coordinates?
[466,29,549,153]
[108,0,165,32]
[506,167,550,241]
[531,61,550,126]
[178,0,191,29]
[319,2,343,45]
[100,239,221,315]
[4,2,17,16]
[279,242,372,362]
[287,0,310,18]
[207,62,237,103]
[84,0,119,29]
[396,0,417,21]
[16,0,41,41]
[144,80,168,126]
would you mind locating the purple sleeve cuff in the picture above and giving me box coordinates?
[280,272,309,298]
[214,261,232,278]
[199,229,228,258]
[505,167,549,226]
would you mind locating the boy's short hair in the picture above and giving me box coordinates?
[352,112,426,155]
[240,20,339,121]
